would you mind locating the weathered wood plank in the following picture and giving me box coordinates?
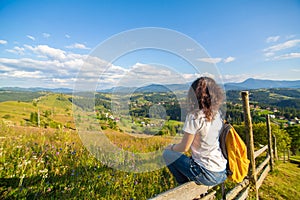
[257,165,270,189]
[236,187,249,200]
[225,179,250,200]
[256,155,270,176]
[199,191,216,200]
[149,182,212,200]
[254,145,268,159]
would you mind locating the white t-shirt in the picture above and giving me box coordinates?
[182,110,227,172]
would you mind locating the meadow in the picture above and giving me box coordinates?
[0,122,178,199]
[1,91,299,199]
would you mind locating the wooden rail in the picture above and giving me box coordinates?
[150,91,275,200]
[149,182,212,200]
[254,145,268,159]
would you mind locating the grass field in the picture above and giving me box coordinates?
[1,92,299,199]
[0,121,177,199]
[258,161,300,199]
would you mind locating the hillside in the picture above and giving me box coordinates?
[258,161,300,199]
[226,88,300,109]
[0,93,74,129]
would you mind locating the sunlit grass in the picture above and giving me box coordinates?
[0,121,177,199]
[258,161,300,199]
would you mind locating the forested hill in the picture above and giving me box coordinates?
[226,88,300,109]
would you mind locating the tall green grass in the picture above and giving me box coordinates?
[0,121,176,199]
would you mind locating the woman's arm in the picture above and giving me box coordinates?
[165,132,195,152]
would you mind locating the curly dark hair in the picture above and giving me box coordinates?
[187,77,224,121]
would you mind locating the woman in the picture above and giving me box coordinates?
[163,77,227,186]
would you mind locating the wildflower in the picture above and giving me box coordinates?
[56,152,60,155]
[25,160,31,165]
[39,169,48,173]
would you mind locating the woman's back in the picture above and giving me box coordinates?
[183,110,227,172]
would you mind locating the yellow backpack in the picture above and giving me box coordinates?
[219,123,250,183]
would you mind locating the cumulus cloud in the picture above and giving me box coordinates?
[6,46,25,55]
[25,44,67,61]
[66,43,91,50]
[0,43,237,89]
[2,70,44,79]
[26,35,35,41]
[0,40,7,45]
[266,36,280,43]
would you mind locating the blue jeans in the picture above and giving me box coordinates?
[163,149,227,186]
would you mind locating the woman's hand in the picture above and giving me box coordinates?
[165,132,195,152]
[165,144,175,150]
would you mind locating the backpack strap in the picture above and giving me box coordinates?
[219,123,231,159]
[219,123,233,176]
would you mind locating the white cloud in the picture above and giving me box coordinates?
[197,57,235,64]
[264,39,300,52]
[65,34,71,38]
[26,35,35,41]
[2,70,44,78]
[197,57,222,64]
[66,43,91,50]
[223,56,236,63]
[266,36,280,43]
[52,78,76,84]
[25,44,67,61]
[273,52,300,60]
[6,46,25,55]
[43,33,50,38]
[0,40,7,45]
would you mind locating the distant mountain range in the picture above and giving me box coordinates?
[1,79,300,93]
[0,87,73,93]
[224,78,300,90]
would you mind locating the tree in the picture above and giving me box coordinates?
[285,125,300,155]
[30,112,38,126]
[233,122,291,152]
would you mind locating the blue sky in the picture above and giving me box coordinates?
[0,0,299,89]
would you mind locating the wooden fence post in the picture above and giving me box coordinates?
[241,91,258,199]
[273,135,278,161]
[266,115,274,171]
